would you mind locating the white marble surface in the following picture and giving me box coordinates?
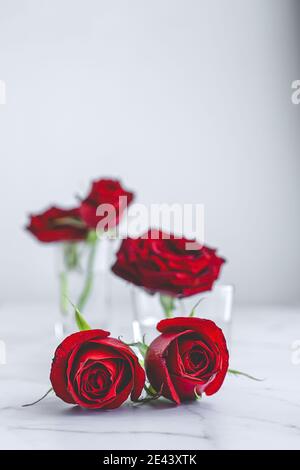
[0,302,300,450]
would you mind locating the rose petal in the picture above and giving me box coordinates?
[151,317,229,398]
[50,329,110,404]
[145,332,194,404]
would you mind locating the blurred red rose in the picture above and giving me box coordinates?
[145,317,229,404]
[50,329,145,409]
[111,230,225,298]
[79,178,134,229]
[26,206,88,243]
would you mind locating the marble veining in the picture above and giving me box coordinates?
[0,302,300,450]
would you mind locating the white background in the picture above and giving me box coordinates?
[0,0,299,305]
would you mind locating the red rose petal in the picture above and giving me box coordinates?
[145,317,229,402]
[111,231,225,298]
[50,329,110,404]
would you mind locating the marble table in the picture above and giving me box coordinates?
[0,302,299,450]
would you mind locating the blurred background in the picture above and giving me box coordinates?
[0,0,299,306]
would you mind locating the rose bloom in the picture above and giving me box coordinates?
[26,206,88,242]
[145,317,229,404]
[79,178,134,229]
[50,329,145,409]
[111,230,225,298]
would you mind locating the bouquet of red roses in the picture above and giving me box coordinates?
[25,176,257,411]
[25,304,253,410]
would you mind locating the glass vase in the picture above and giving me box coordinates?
[54,236,114,339]
[131,283,234,346]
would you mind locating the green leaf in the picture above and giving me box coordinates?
[160,294,175,318]
[75,306,91,331]
[228,369,264,382]
[189,297,205,317]
[67,298,91,331]
[194,387,202,401]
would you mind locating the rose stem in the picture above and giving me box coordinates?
[59,271,69,316]
[77,234,98,312]
[159,294,175,318]
[22,387,53,407]
[60,242,79,316]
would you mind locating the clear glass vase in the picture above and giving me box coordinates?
[54,236,114,339]
[131,284,234,346]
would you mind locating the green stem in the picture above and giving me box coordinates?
[228,369,264,381]
[63,242,79,270]
[77,238,98,312]
[22,387,53,407]
[144,383,158,397]
[59,271,69,316]
[59,242,80,316]
[159,294,175,318]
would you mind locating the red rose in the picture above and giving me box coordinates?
[111,230,225,297]
[145,317,229,404]
[26,206,88,243]
[50,329,145,409]
[79,178,134,229]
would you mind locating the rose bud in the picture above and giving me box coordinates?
[145,317,229,404]
[112,230,225,297]
[79,178,134,229]
[26,206,88,242]
[50,329,145,409]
